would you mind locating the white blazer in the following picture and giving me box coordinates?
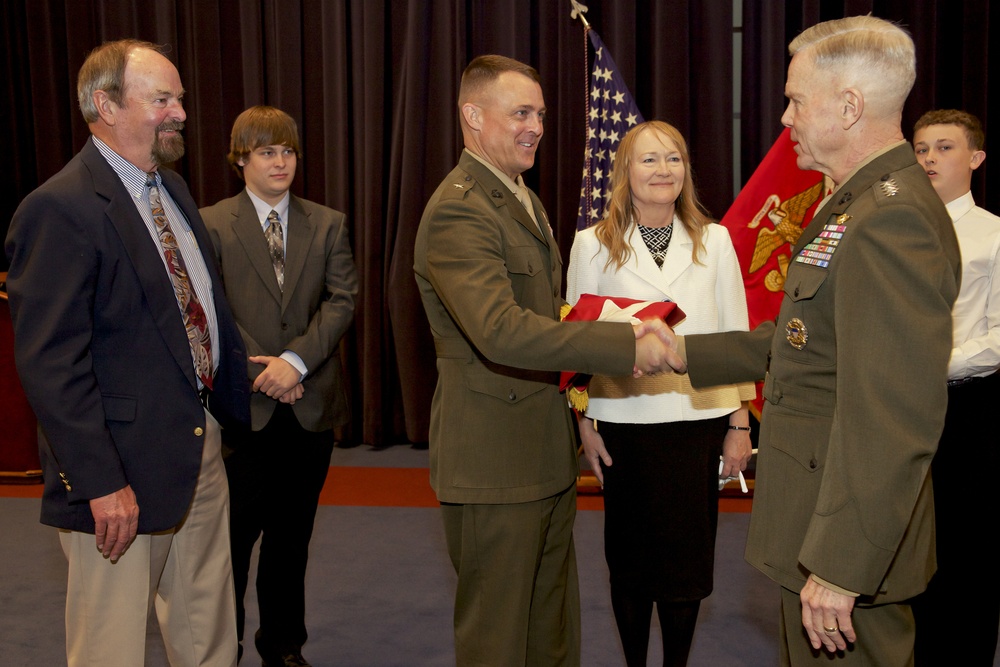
[567,218,755,424]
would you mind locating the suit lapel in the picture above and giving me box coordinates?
[232,191,283,304]
[617,221,687,299]
[794,193,837,255]
[460,153,548,246]
[525,188,560,278]
[657,220,693,290]
[794,143,915,255]
[81,141,198,389]
[162,168,217,278]
[281,195,314,308]
[503,189,547,245]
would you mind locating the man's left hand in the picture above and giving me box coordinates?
[249,355,301,399]
[278,383,305,404]
[800,574,857,652]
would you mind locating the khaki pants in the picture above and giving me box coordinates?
[61,410,237,667]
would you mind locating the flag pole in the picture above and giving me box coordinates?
[569,0,602,491]
[571,1,593,232]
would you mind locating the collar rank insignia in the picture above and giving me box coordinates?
[794,215,851,268]
[452,183,465,189]
[786,318,808,350]
[879,177,900,197]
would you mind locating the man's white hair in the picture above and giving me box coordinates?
[790,15,915,116]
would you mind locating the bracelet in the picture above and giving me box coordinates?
[728,425,751,431]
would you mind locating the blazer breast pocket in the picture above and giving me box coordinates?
[784,262,827,304]
[772,263,835,367]
[506,245,543,277]
[506,245,546,304]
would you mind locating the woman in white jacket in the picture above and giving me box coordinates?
[567,121,754,666]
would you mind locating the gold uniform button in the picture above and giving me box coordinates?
[194,427,204,437]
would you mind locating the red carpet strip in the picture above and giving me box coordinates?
[1,466,752,512]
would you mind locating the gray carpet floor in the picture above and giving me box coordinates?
[1,445,989,666]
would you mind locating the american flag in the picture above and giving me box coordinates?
[577,29,645,230]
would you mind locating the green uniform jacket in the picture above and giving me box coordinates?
[414,151,636,505]
[687,144,960,602]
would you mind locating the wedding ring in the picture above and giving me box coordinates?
[823,625,839,634]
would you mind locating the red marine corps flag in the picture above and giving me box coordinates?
[720,128,827,415]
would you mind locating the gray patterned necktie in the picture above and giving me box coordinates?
[265,209,285,291]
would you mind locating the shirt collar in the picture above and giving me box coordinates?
[830,140,907,194]
[945,191,975,223]
[465,149,528,197]
[92,135,157,199]
[246,188,291,228]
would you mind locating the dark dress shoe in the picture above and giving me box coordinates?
[261,652,311,667]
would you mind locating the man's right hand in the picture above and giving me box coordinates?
[633,319,686,375]
[90,485,139,563]
[249,355,302,400]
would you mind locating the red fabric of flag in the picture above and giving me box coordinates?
[719,127,826,415]
[559,294,685,393]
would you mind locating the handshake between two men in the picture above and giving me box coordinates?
[633,319,687,377]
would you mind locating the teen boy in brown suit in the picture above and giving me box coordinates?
[202,106,357,667]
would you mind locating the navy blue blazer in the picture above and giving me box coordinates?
[5,137,250,533]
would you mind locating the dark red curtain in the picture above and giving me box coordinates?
[3,1,997,445]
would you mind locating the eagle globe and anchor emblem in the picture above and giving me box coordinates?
[744,181,832,352]
[747,181,826,293]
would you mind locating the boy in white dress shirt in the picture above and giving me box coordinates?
[911,109,1000,666]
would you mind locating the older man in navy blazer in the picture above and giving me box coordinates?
[5,40,249,667]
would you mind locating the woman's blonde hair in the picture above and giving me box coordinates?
[593,120,711,270]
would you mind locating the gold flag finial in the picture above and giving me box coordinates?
[569,0,590,28]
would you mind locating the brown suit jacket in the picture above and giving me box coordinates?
[202,191,357,432]
[413,150,636,505]
[687,144,960,603]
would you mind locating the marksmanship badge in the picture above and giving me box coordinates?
[786,318,808,350]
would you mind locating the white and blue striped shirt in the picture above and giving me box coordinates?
[93,136,221,382]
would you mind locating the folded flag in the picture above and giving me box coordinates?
[560,294,685,410]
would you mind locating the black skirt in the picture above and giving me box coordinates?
[598,416,727,601]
